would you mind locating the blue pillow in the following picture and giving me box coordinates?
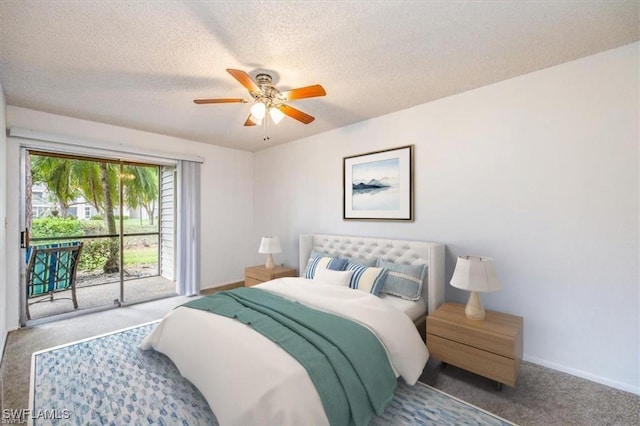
[346,263,388,296]
[304,256,348,279]
[377,260,427,301]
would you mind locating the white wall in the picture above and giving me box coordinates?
[4,107,254,330]
[0,84,7,359]
[254,43,639,394]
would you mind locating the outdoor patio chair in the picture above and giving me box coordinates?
[25,242,83,320]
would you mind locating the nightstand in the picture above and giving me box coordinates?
[426,302,523,389]
[244,265,297,287]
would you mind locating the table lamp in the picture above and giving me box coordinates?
[450,255,500,320]
[258,236,281,269]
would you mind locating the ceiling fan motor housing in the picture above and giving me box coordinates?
[255,73,273,85]
[253,73,281,104]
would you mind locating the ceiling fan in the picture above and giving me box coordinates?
[194,69,326,137]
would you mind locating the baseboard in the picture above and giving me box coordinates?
[200,281,244,295]
[524,355,639,396]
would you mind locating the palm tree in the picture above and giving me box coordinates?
[30,155,160,274]
[100,163,119,273]
[123,165,158,225]
[30,155,120,272]
[30,155,111,216]
[30,155,81,217]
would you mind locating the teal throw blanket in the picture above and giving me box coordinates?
[182,287,397,426]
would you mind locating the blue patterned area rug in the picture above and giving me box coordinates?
[30,322,515,426]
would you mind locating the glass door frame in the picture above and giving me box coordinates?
[19,148,168,326]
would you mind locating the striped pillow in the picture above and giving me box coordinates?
[304,256,348,279]
[377,260,427,301]
[346,263,388,295]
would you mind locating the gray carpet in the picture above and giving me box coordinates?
[420,360,638,426]
[1,295,191,416]
[2,296,638,425]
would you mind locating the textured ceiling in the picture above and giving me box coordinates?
[0,2,638,152]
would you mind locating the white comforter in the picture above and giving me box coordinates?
[139,277,429,425]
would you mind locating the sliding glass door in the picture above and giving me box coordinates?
[21,150,176,324]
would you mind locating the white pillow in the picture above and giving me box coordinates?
[313,268,353,287]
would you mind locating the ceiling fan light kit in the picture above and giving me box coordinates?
[269,107,285,124]
[194,69,326,140]
[250,102,266,120]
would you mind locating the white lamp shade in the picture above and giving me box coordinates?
[250,102,266,120]
[269,107,285,124]
[248,114,263,126]
[450,256,500,292]
[258,236,281,254]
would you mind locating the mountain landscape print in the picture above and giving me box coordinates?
[352,158,400,210]
[344,145,412,220]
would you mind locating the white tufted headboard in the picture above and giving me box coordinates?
[299,234,445,315]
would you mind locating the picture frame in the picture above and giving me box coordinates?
[343,145,413,221]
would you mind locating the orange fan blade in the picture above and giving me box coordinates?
[276,104,315,124]
[280,85,326,101]
[194,98,246,104]
[244,115,258,126]
[226,69,260,93]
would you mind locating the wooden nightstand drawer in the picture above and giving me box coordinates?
[427,304,522,358]
[428,317,519,359]
[244,277,263,287]
[244,265,297,287]
[245,267,273,282]
[426,302,523,388]
[428,334,520,387]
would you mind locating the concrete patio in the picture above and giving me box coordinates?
[27,271,177,321]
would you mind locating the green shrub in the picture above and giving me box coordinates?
[90,215,103,221]
[78,238,119,271]
[32,217,83,239]
[81,221,106,236]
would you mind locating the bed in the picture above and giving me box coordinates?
[141,234,445,425]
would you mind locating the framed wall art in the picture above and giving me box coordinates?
[343,145,413,221]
